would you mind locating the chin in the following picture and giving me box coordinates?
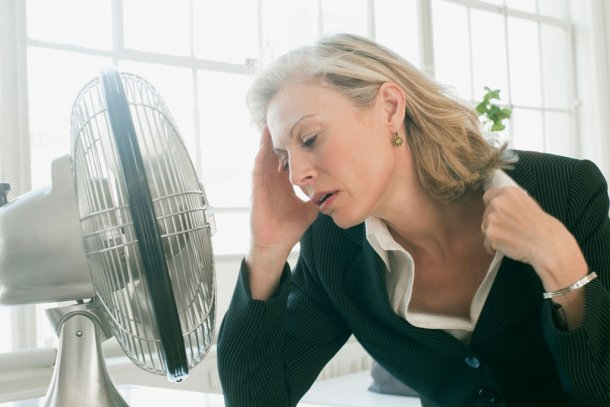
[329,212,364,230]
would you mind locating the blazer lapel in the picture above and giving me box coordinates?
[343,231,469,358]
[470,258,543,347]
[472,153,543,346]
[342,223,389,315]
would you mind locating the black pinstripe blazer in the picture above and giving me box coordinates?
[218,151,610,407]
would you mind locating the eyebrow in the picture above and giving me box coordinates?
[272,113,316,154]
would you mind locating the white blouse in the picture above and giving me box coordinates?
[365,170,518,343]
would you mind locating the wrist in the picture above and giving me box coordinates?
[532,231,588,292]
[246,244,292,269]
[542,271,597,300]
[538,263,588,293]
[546,280,589,330]
[245,246,292,301]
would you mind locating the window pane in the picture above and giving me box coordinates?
[26,0,111,50]
[544,111,572,157]
[211,212,250,255]
[538,0,568,19]
[432,0,471,99]
[0,308,11,352]
[262,0,318,60]
[374,0,420,68]
[34,301,80,350]
[540,25,571,109]
[37,304,57,349]
[506,0,537,13]
[119,61,196,159]
[198,71,257,208]
[470,9,509,103]
[511,108,543,151]
[507,17,541,107]
[27,48,111,189]
[321,0,368,37]
[123,0,190,56]
[194,0,259,64]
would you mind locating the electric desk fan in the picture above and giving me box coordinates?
[0,68,217,406]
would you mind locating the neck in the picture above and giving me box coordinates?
[372,141,485,258]
[381,189,485,259]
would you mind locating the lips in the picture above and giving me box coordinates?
[319,193,333,204]
[312,191,333,205]
[311,191,339,212]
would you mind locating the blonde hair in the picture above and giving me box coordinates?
[247,33,512,202]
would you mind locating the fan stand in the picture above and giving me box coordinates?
[43,301,128,407]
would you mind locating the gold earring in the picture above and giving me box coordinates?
[391,132,403,147]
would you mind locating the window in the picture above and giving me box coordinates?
[431,0,574,153]
[1,0,575,354]
[0,311,10,351]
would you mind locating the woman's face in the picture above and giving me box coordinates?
[266,81,406,228]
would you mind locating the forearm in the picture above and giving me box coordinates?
[533,217,589,330]
[246,246,292,300]
[217,257,350,407]
[542,281,610,405]
[217,261,293,405]
[543,158,610,402]
[548,289,585,331]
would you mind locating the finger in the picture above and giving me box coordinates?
[259,125,271,146]
[259,126,288,174]
[255,128,282,173]
[482,187,505,206]
[482,189,505,229]
[481,216,487,233]
[482,235,495,255]
[481,187,513,227]
[256,126,272,159]
[481,206,495,233]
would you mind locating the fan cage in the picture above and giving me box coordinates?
[70,71,216,376]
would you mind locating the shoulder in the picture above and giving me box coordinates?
[508,149,608,223]
[510,149,605,179]
[509,150,578,178]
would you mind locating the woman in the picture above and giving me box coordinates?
[217,33,610,406]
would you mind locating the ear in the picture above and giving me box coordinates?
[377,82,406,131]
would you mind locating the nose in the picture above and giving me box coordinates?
[287,153,316,186]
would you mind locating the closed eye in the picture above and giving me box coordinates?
[277,134,316,171]
[302,134,317,148]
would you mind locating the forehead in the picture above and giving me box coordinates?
[266,82,352,144]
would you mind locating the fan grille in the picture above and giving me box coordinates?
[70,71,215,378]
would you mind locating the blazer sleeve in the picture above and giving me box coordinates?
[541,159,610,404]
[217,242,351,407]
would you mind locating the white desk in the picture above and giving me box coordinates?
[0,385,332,407]
[302,371,421,407]
[1,374,421,406]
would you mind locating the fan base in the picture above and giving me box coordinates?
[43,307,128,407]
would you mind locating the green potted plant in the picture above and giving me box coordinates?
[476,86,512,132]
